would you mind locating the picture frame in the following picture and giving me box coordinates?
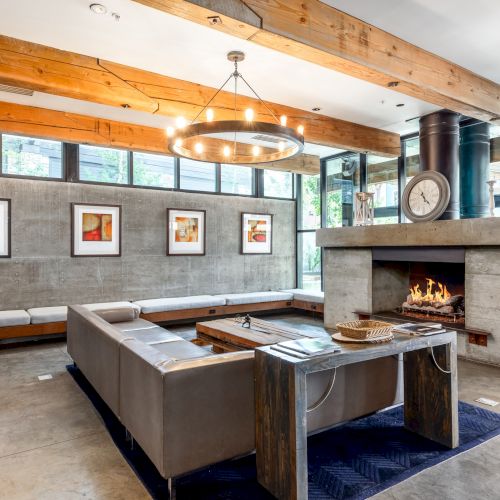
[0,198,11,258]
[241,212,273,254]
[167,208,206,256]
[71,203,121,257]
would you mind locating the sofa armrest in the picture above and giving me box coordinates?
[162,351,255,478]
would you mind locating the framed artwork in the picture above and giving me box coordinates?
[71,203,121,257]
[167,208,206,256]
[241,212,273,254]
[0,198,11,258]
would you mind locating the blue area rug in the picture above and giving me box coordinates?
[68,365,500,499]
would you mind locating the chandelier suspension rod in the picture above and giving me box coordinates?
[233,63,238,156]
[190,72,234,124]
[238,73,281,125]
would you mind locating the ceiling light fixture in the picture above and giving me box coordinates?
[89,3,107,14]
[167,51,304,164]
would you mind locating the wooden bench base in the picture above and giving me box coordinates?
[0,300,323,341]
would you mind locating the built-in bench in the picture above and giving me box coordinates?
[0,290,324,341]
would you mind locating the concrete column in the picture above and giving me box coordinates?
[460,119,491,219]
[419,110,460,220]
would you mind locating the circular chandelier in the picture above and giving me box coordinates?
[166,51,305,165]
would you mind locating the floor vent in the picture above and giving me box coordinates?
[0,83,34,96]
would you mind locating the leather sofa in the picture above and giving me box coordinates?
[67,304,402,483]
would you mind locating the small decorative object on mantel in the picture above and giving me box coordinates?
[402,171,450,222]
[333,320,394,343]
[0,198,11,258]
[354,192,374,226]
[487,180,496,217]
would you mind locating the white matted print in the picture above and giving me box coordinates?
[242,213,272,254]
[71,203,121,257]
[167,209,206,256]
[0,199,11,258]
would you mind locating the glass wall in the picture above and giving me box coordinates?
[1,134,62,178]
[263,170,294,198]
[179,159,216,192]
[367,154,399,224]
[79,145,129,184]
[325,153,360,227]
[297,174,321,290]
[133,152,175,188]
[221,164,253,195]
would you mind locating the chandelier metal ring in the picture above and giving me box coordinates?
[169,120,304,164]
[165,50,305,165]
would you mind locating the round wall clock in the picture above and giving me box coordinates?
[402,171,450,222]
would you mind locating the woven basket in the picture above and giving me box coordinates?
[336,320,394,340]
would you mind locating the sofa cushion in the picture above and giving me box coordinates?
[153,340,212,360]
[114,319,183,344]
[94,307,138,324]
[133,295,226,314]
[27,306,68,324]
[281,288,324,304]
[215,291,293,306]
[0,310,31,327]
[83,301,140,317]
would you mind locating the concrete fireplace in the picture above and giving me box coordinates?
[317,218,500,366]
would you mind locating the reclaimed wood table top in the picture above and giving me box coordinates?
[196,317,324,351]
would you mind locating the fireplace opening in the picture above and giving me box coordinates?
[399,262,465,325]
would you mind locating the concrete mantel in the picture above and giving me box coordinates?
[317,218,500,248]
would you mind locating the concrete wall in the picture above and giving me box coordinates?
[0,178,296,309]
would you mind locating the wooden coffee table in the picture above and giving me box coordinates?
[196,317,323,353]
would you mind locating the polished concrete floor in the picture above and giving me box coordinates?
[0,314,499,499]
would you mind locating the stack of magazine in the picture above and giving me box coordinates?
[270,337,341,358]
[392,322,446,336]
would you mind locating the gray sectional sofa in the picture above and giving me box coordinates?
[67,304,402,486]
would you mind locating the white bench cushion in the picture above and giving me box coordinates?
[281,289,324,304]
[215,291,293,306]
[28,306,68,324]
[133,295,226,314]
[82,301,140,315]
[0,310,30,327]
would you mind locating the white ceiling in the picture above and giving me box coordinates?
[323,0,500,84]
[0,0,497,156]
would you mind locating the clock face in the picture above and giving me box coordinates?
[408,179,441,216]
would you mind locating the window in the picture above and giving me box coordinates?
[221,164,253,195]
[367,154,399,224]
[300,174,320,230]
[79,145,129,184]
[325,153,360,227]
[179,159,216,192]
[404,136,420,184]
[297,232,321,291]
[263,170,293,198]
[1,134,62,178]
[133,152,175,188]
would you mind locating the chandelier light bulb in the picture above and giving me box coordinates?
[176,116,187,128]
[195,142,204,154]
[206,108,214,122]
[297,125,305,136]
[278,142,285,152]
[174,138,183,148]
[280,115,287,127]
[252,145,261,156]
[245,108,254,121]
[223,145,231,157]
[166,126,175,137]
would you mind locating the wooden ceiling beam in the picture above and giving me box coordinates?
[0,35,400,157]
[0,101,320,173]
[134,0,500,122]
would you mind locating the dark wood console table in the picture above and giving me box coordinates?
[255,331,458,500]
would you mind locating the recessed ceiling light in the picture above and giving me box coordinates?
[312,107,321,112]
[89,3,107,14]
[396,103,405,107]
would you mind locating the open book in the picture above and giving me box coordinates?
[270,337,341,358]
[392,322,446,336]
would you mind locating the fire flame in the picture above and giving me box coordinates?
[409,278,451,304]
